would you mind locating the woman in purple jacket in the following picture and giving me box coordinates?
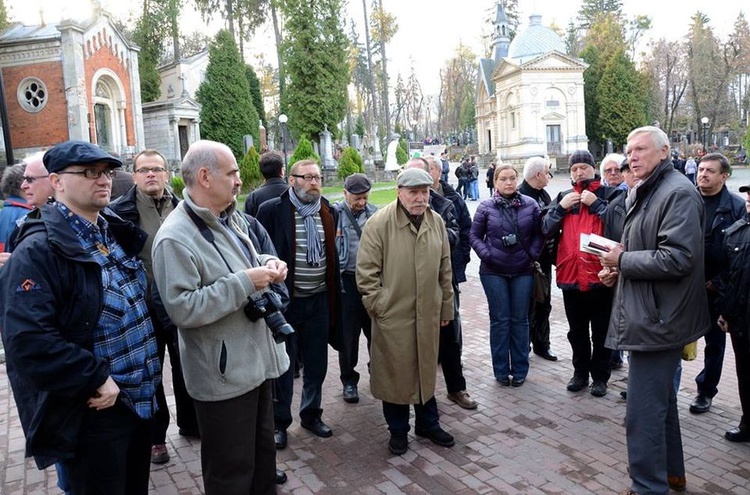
[470,165,543,386]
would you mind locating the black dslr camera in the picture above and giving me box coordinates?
[501,233,518,247]
[244,289,295,344]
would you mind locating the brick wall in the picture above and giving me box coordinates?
[1,61,70,149]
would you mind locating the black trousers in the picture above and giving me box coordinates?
[439,289,466,394]
[561,288,613,384]
[338,273,372,386]
[64,401,152,495]
[529,260,553,352]
[730,331,750,429]
[695,292,727,398]
[151,308,198,444]
[193,381,276,495]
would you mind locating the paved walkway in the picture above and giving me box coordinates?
[2,172,750,494]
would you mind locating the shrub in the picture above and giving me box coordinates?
[170,176,185,198]
[289,136,320,165]
[239,146,261,193]
[337,147,364,180]
[395,143,408,165]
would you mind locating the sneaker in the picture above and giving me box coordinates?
[388,432,408,455]
[590,380,607,397]
[566,375,589,392]
[150,444,170,464]
[447,390,478,409]
[415,426,455,447]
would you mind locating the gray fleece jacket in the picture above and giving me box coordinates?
[151,190,289,401]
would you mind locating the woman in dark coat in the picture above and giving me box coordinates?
[470,165,543,386]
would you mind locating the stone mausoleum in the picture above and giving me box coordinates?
[0,12,144,159]
[476,3,588,169]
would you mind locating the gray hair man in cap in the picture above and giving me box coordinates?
[333,173,377,403]
[0,140,160,494]
[356,167,455,455]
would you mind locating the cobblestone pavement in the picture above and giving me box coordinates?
[2,173,750,494]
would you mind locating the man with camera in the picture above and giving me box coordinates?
[256,159,341,450]
[152,140,290,494]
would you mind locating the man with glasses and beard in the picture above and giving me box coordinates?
[256,160,341,450]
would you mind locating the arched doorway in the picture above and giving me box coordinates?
[91,70,127,153]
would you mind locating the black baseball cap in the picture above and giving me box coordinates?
[739,184,750,193]
[43,141,122,174]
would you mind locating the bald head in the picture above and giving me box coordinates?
[181,140,235,188]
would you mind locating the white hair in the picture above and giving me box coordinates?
[523,156,548,181]
[600,153,625,177]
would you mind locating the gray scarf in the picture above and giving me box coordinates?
[289,188,323,266]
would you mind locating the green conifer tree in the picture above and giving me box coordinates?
[196,30,259,159]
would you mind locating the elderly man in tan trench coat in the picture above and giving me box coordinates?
[356,167,455,456]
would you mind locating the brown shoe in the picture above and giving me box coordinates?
[151,444,170,464]
[668,475,686,491]
[447,390,478,409]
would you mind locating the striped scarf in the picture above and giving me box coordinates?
[289,188,323,266]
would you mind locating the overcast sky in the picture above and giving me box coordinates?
[6,0,747,95]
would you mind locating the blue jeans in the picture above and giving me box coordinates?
[480,273,533,381]
[469,179,479,200]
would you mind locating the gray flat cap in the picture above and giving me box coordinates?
[397,168,432,188]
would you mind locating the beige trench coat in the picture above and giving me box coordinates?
[356,200,454,404]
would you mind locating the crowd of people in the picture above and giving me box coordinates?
[0,125,749,495]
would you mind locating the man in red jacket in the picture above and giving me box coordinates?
[542,150,622,398]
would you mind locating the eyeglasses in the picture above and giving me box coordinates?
[291,174,322,183]
[57,169,117,180]
[135,167,167,174]
[22,174,49,183]
[604,168,620,175]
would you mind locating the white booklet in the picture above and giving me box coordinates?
[580,233,619,255]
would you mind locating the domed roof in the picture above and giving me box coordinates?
[508,14,565,63]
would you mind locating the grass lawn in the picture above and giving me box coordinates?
[238,181,398,209]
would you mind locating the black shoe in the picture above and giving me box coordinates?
[276,469,288,485]
[415,427,455,447]
[689,394,712,414]
[343,384,359,404]
[389,432,408,455]
[620,390,627,399]
[511,377,525,387]
[567,375,589,392]
[725,427,750,442]
[274,429,287,450]
[590,380,607,397]
[534,348,558,361]
[497,376,511,386]
[178,427,201,439]
[301,418,333,438]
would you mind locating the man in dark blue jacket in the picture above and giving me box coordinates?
[0,141,160,495]
[689,153,745,415]
[244,151,289,217]
[256,159,341,450]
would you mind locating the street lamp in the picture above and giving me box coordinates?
[701,116,709,154]
[279,113,288,176]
